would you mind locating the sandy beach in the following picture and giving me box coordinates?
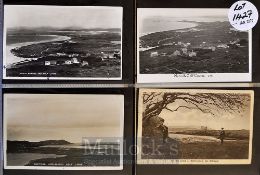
[4,35,71,66]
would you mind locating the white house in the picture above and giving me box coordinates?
[45,61,51,66]
[217,44,229,49]
[209,46,216,51]
[160,53,167,56]
[45,60,57,66]
[72,57,80,64]
[82,61,89,66]
[181,48,188,55]
[173,50,181,56]
[188,50,197,57]
[101,52,114,59]
[57,53,66,56]
[64,60,73,65]
[150,52,158,57]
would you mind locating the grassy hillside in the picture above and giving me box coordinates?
[169,129,249,140]
[139,21,249,74]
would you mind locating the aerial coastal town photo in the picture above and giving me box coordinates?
[4,6,122,79]
[138,8,250,75]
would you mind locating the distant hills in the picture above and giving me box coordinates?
[168,126,203,130]
[7,140,71,152]
[7,27,121,34]
[39,140,71,145]
[7,140,71,153]
[8,139,71,146]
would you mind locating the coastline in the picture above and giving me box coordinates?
[139,21,233,51]
[7,153,66,166]
[139,21,200,51]
[139,21,199,37]
[5,35,71,66]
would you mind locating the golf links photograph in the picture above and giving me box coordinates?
[137,89,254,164]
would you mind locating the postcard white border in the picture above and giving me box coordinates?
[137,8,252,83]
[3,5,123,80]
[3,94,124,170]
[137,89,254,165]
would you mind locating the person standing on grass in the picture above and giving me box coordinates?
[159,125,168,143]
[219,128,226,144]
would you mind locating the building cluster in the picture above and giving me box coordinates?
[44,57,81,66]
[172,48,197,57]
[44,51,121,67]
[201,126,208,131]
[150,41,197,58]
[149,38,247,59]
[100,51,120,59]
[216,39,246,49]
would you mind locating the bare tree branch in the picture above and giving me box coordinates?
[142,91,250,123]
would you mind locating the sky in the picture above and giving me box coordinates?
[4,5,122,29]
[138,8,228,34]
[138,8,228,19]
[159,96,251,130]
[4,94,124,143]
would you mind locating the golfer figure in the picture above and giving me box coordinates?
[219,128,225,144]
[162,125,168,143]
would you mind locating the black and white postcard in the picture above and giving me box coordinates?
[137,8,252,83]
[4,94,124,170]
[137,89,254,164]
[3,5,122,80]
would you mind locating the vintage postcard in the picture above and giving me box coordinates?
[137,89,254,164]
[4,94,124,170]
[3,5,122,80]
[137,8,252,83]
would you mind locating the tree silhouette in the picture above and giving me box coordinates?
[142,91,251,126]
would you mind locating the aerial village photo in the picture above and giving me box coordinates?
[137,8,251,82]
[137,89,254,164]
[4,94,124,170]
[3,5,122,80]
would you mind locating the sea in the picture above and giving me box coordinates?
[40,143,120,150]
[4,35,71,66]
[7,143,120,166]
[7,153,66,166]
[139,16,228,36]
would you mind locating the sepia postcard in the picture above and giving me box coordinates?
[137,89,254,164]
[137,8,252,83]
[4,94,124,170]
[3,5,122,80]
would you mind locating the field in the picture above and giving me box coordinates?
[139,21,249,74]
[5,28,121,78]
[179,140,249,159]
[169,128,249,140]
[141,129,250,160]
